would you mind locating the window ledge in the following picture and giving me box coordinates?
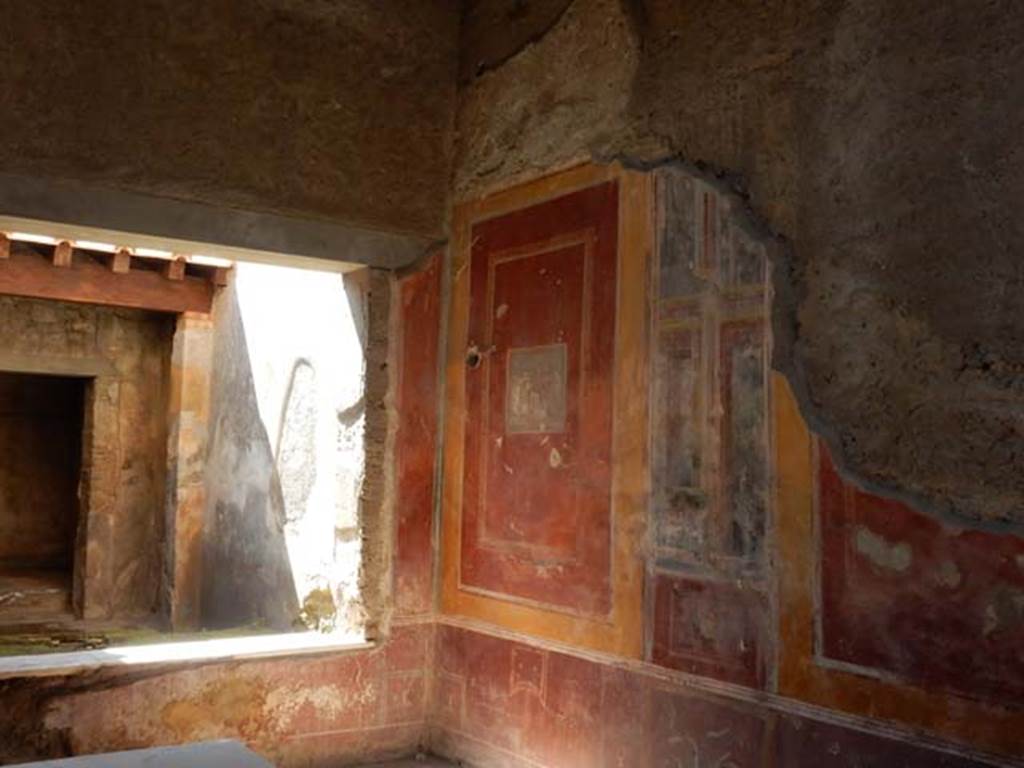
[0,631,372,680]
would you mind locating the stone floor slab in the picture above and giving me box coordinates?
[355,759,456,767]
[12,740,272,767]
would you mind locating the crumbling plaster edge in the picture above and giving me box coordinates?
[454,0,1020,534]
[448,144,986,536]
[596,151,1021,536]
[356,269,399,642]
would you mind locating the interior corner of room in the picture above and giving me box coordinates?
[1,2,1022,768]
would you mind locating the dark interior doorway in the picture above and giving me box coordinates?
[0,372,86,620]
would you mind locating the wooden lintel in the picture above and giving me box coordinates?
[212,267,231,287]
[53,241,73,268]
[111,249,132,274]
[0,234,8,260]
[0,243,213,314]
[166,256,186,281]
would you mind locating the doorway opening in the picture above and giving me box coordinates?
[0,229,385,665]
[0,372,86,622]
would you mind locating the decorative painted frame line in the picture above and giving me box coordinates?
[441,163,651,657]
[774,373,1024,759]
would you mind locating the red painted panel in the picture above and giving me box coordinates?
[459,629,520,752]
[394,252,442,617]
[651,572,768,688]
[383,622,432,672]
[384,671,428,725]
[600,667,651,768]
[521,652,603,767]
[510,644,545,694]
[775,715,985,767]
[649,687,767,768]
[431,624,1000,768]
[818,445,1024,703]
[461,182,619,615]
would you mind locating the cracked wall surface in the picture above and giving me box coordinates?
[456,0,1024,528]
[459,0,575,82]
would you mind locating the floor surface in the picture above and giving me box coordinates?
[12,741,272,767]
[355,759,456,767]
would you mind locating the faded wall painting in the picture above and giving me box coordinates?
[817,443,1024,704]
[436,164,1024,763]
[433,624,995,768]
[460,181,619,617]
[648,168,773,687]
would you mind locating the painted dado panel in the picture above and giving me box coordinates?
[648,168,773,687]
[461,182,618,616]
[431,623,998,768]
[651,575,768,688]
[817,443,1024,704]
[442,164,648,657]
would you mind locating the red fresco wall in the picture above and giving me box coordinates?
[818,444,1024,704]
[429,623,996,768]
[7,171,1019,768]
[433,166,1024,767]
[460,181,619,617]
[394,252,443,618]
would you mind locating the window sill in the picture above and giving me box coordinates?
[0,630,372,679]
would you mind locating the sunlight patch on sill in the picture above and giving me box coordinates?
[0,630,371,679]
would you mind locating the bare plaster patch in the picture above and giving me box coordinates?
[264,680,376,729]
[854,527,912,573]
[160,676,267,741]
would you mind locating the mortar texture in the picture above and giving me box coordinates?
[0,1,458,238]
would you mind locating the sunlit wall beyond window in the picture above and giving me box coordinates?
[203,262,368,638]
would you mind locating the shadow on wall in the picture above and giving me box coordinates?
[201,280,298,631]
[200,263,369,634]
